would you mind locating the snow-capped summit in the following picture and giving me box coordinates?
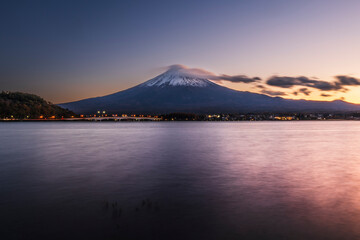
[140,65,215,87]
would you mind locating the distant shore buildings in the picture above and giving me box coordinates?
[2,112,360,121]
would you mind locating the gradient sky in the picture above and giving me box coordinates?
[1,0,360,103]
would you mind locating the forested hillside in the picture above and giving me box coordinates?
[0,91,75,119]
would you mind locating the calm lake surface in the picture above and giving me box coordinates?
[1,121,360,240]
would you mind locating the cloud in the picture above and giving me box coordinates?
[166,64,261,84]
[260,89,287,96]
[166,64,215,77]
[167,64,187,71]
[256,84,287,96]
[256,85,265,89]
[165,65,360,97]
[299,88,311,96]
[335,75,360,85]
[266,76,342,91]
[266,75,360,93]
[217,75,261,83]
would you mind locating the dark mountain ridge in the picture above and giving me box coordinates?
[59,67,360,114]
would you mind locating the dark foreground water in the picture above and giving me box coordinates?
[1,122,360,240]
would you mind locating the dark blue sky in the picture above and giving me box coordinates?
[1,0,360,103]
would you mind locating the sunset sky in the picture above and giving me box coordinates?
[1,0,360,103]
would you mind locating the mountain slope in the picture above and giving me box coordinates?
[59,67,360,114]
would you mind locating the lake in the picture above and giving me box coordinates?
[1,121,360,240]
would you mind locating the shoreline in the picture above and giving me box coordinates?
[0,119,358,122]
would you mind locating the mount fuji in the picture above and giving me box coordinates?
[59,66,360,114]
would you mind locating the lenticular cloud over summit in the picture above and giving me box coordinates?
[164,64,215,78]
[161,64,262,84]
